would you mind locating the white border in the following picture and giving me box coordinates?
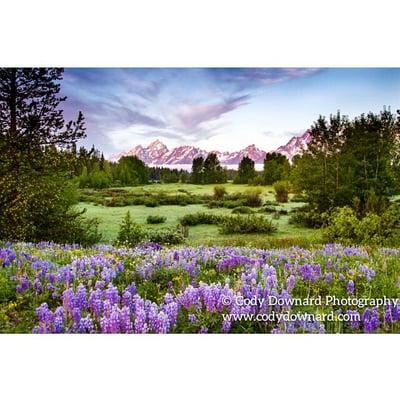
[1,0,399,398]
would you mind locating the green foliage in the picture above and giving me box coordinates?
[0,68,91,244]
[114,156,149,186]
[289,208,329,228]
[263,152,290,185]
[290,193,307,202]
[231,206,254,214]
[146,215,167,224]
[244,188,263,207]
[116,211,145,246]
[248,175,264,186]
[219,214,277,234]
[144,198,160,208]
[146,227,186,245]
[234,156,256,184]
[291,110,400,212]
[203,153,227,184]
[213,185,227,200]
[324,204,400,245]
[274,180,290,203]
[191,156,204,184]
[179,212,225,226]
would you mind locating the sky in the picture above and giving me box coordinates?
[61,68,400,157]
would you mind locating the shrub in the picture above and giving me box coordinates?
[213,185,227,200]
[289,209,329,228]
[274,181,290,203]
[146,228,185,245]
[260,206,277,214]
[144,198,160,207]
[263,200,279,206]
[248,175,264,186]
[179,212,224,226]
[324,207,361,243]
[207,199,243,209]
[290,193,307,202]
[64,216,103,246]
[219,215,276,234]
[146,215,167,224]
[116,211,145,246]
[244,188,263,207]
[231,206,254,214]
[325,203,400,245]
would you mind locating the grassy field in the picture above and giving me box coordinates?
[78,183,323,247]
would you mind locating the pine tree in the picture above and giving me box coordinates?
[0,68,87,241]
[234,156,256,184]
[191,156,204,184]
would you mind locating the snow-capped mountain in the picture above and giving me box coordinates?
[275,130,311,160]
[109,132,310,165]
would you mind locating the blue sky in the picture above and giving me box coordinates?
[61,68,400,156]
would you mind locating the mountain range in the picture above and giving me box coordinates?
[109,131,311,166]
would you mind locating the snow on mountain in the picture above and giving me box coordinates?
[108,132,311,165]
[275,130,311,160]
[162,145,208,165]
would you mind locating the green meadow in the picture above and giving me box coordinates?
[78,182,322,247]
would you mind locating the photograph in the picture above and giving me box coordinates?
[1,67,399,334]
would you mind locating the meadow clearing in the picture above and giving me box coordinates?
[78,182,321,246]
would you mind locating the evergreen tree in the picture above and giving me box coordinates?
[234,156,256,184]
[115,155,148,185]
[291,109,400,212]
[263,152,290,185]
[191,156,204,184]
[0,68,90,242]
[203,153,226,184]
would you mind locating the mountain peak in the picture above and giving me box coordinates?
[109,132,310,165]
[148,139,168,150]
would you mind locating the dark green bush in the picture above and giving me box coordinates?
[289,209,329,228]
[244,189,263,207]
[213,185,227,200]
[290,193,307,202]
[144,198,160,207]
[274,181,290,203]
[116,211,145,246]
[260,206,277,214]
[219,215,277,234]
[324,204,400,245]
[179,212,225,226]
[146,215,167,224]
[146,228,185,245]
[207,199,244,209]
[231,206,254,214]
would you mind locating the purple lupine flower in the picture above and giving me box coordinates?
[78,316,94,333]
[151,311,170,334]
[324,272,333,283]
[120,306,133,333]
[72,307,81,326]
[346,310,361,330]
[89,288,104,317]
[62,288,75,313]
[104,284,119,305]
[363,308,380,333]
[53,307,65,333]
[75,284,88,311]
[347,280,355,295]
[286,275,296,292]
[0,248,17,267]
[221,319,231,333]
[188,314,197,323]
[359,264,376,282]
